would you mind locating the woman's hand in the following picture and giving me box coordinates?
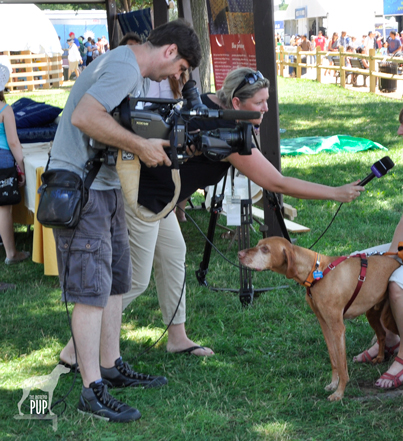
[333,180,365,202]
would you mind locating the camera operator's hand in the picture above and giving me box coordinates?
[186,144,202,158]
[138,138,172,168]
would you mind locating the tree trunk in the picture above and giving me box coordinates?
[189,0,211,93]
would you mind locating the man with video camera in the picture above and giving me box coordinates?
[51,20,201,423]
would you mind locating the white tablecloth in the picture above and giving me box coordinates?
[21,142,51,213]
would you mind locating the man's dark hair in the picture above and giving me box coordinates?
[147,19,201,69]
[119,32,142,46]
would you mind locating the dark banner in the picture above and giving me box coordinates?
[117,8,152,41]
[206,0,256,90]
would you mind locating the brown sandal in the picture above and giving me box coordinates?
[375,356,403,390]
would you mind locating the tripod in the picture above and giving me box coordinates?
[195,168,290,305]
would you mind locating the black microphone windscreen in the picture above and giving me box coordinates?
[220,109,261,120]
[373,156,394,177]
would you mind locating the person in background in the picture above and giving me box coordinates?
[363,30,375,55]
[118,32,142,46]
[387,31,401,55]
[309,35,316,65]
[299,34,310,51]
[84,37,93,66]
[325,32,339,76]
[96,37,105,55]
[78,36,87,71]
[381,41,389,56]
[0,60,29,266]
[355,47,369,68]
[90,38,99,60]
[101,36,109,52]
[345,45,356,68]
[68,32,80,48]
[67,38,82,80]
[314,30,326,51]
[350,35,358,49]
[339,31,349,48]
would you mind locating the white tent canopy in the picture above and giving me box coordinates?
[0,4,63,57]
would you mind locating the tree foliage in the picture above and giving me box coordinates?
[37,1,152,12]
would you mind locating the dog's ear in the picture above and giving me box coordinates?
[283,245,297,279]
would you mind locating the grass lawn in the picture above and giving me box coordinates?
[1,77,403,440]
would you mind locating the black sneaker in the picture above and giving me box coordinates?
[101,357,168,389]
[77,380,141,423]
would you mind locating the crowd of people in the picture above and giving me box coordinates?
[276,28,403,78]
[64,31,110,80]
[281,28,403,56]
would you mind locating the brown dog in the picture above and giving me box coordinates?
[238,237,400,401]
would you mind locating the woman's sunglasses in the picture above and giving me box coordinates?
[232,71,264,99]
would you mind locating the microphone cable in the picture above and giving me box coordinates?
[308,202,344,250]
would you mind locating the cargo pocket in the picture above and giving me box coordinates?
[57,235,102,294]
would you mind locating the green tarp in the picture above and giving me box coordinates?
[280,135,387,156]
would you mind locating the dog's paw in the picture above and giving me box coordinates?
[325,381,338,391]
[371,356,385,365]
[327,391,343,402]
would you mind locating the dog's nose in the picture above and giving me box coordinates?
[238,250,245,259]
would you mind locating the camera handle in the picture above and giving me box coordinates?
[115,96,182,223]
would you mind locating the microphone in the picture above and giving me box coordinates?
[181,108,260,120]
[219,109,261,120]
[358,156,394,186]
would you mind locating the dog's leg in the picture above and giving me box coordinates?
[324,315,349,401]
[47,389,54,415]
[17,388,30,415]
[306,295,339,392]
[365,304,386,364]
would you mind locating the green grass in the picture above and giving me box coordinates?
[1,78,403,440]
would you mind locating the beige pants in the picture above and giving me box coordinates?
[122,204,187,324]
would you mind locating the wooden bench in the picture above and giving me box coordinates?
[349,58,368,87]
[333,57,352,85]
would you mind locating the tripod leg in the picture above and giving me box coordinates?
[195,204,221,286]
[238,199,254,306]
[195,179,226,286]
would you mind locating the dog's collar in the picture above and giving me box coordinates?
[302,252,323,288]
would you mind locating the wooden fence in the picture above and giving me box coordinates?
[2,51,63,91]
[276,46,403,93]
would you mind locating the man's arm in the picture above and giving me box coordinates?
[71,94,171,168]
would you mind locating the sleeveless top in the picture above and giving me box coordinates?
[0,104,10,150]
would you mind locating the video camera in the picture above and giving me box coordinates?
[110,80,260,166]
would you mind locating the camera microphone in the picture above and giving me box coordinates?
[181,108,261,121]
[219,109,261,121]
[358,156,394,186]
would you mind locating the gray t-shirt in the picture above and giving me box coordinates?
[50,45,150,190]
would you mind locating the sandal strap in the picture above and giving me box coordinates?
[379,368,403,388]
[395,355,403,366]
[385,342,400,355]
